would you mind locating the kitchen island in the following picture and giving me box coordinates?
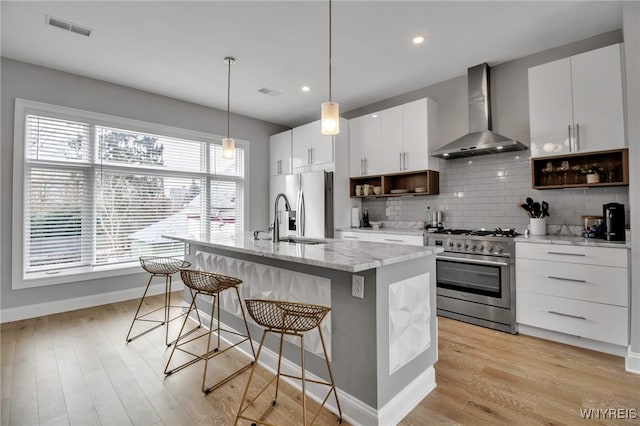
[163,232,441,426]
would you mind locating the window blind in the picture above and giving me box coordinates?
[21,111,245,280]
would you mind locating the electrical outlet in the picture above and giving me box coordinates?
[352,275,364,299]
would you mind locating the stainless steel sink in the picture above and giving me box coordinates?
[279,236,328,245]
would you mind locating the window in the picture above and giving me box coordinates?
[13,99,248,288]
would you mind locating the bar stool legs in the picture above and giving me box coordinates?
[164,269,256,394]
[125,256,201,346]
[235,300,342,426]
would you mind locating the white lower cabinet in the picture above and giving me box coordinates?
[336,230,422,246]
[516,242,629,348]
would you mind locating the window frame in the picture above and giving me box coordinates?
[12,98,250,289]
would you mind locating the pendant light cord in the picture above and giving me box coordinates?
[328,0,332,103]
[227,59,231,139]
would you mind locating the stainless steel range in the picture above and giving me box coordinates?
[425,229,517,334]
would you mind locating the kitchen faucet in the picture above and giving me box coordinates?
[272,193,291,242]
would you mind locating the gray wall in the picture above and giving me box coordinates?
[623,1,640,358]
[0,58,286,312]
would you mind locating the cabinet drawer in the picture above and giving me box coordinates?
[336,231,369,241]
[516,259,628,306]
[368,232,423,246]
[516,242,628,268]
[516,291,628,346]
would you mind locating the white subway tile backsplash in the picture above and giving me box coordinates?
[363,152,630,232]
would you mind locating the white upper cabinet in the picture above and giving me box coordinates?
[350,98,439,177]
[269,129,292,176]
[402,99,439,172]
[528,43,625,157]
[292,120,334,171]
[349,113,382,176]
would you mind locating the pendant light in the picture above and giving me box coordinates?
[222,56,235,160]
[321,0,339,135]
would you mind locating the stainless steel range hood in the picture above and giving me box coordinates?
[431,63,527,159]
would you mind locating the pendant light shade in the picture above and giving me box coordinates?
[321,101,339,135]
[222,56,235,160]
[321,0,339,136]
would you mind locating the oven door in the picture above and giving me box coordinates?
[435,252,511,308]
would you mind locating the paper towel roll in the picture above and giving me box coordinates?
[351,207,360,228]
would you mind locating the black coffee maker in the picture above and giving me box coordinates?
[603,203,625,241]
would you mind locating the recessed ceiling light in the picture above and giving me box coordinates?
[301,86,310,92]
[496,146,503,150]
[413,35,425,45]
[371,114,378,118]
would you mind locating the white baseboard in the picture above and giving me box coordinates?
[378,366,436,426]
[0,281,183,323]
[518,324,627,357]
[189,309,434,426]
[626,347,640,375]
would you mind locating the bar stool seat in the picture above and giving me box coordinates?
[235,299,342,426]
[164,269,256,394]
[126,256,200,346]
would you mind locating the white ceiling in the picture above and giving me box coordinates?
[1,1,623,128]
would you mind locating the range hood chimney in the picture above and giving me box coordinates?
[431,63,527,159]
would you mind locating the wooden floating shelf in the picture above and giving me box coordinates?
[350,169,439,198]
[531,148,629,190]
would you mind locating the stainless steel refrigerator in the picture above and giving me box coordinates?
[283,171,334,239]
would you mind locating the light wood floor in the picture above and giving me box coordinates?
[1,293,639,425]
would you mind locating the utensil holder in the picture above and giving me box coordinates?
[529,218,547,236]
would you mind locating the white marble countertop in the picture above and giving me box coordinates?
[337,227,424,236]
[163,232,442,273]
[515,234,631,249]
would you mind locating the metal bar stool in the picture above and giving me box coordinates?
[164,268,256,394]
[126,256,201,346]
[235,299,342,426]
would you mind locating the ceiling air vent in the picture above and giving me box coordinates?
[46,15,93,37]
[258,87,283,97]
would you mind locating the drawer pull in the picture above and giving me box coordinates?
[547,251,586,257]
[548,276,587,283]
[383,238,404,242]
[548,310,586,320]
[343,236,358,239]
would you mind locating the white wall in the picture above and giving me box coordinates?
[0,58,286,318]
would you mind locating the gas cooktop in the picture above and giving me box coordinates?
[430,228,520,238]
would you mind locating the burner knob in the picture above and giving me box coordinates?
[467,243,475,250]
[485,245,492,252]
[456,242,462,248]
[448,241,455,248]
[494,244,504,254]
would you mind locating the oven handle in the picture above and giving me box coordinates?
[437,255,509,267]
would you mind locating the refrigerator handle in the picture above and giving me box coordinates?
[298,189,305,237]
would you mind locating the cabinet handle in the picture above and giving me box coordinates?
[399,152,402,170]
[548,310,586,320]
[575,123,580,151]
[365,158,368,174]
[383,238,404,242]
[547,251,586,257]
[568,125,572,152]
[343,236,359,239]
[360,158,363,175]
[311,147,314,164]
[403,152,407,170]
[548,276,587,283]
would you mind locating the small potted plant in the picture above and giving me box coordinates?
[581,163,604,184]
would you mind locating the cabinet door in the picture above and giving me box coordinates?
[269,130,292,176]
[403,99,430,172]
[369,232,423,246]
[381,106,404,173]
[363,113,382,175]
[292,122,312,170]
[309,120,334,165]
[528,57,573,157]
[571,43,625,152]
[349,116,365,176]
